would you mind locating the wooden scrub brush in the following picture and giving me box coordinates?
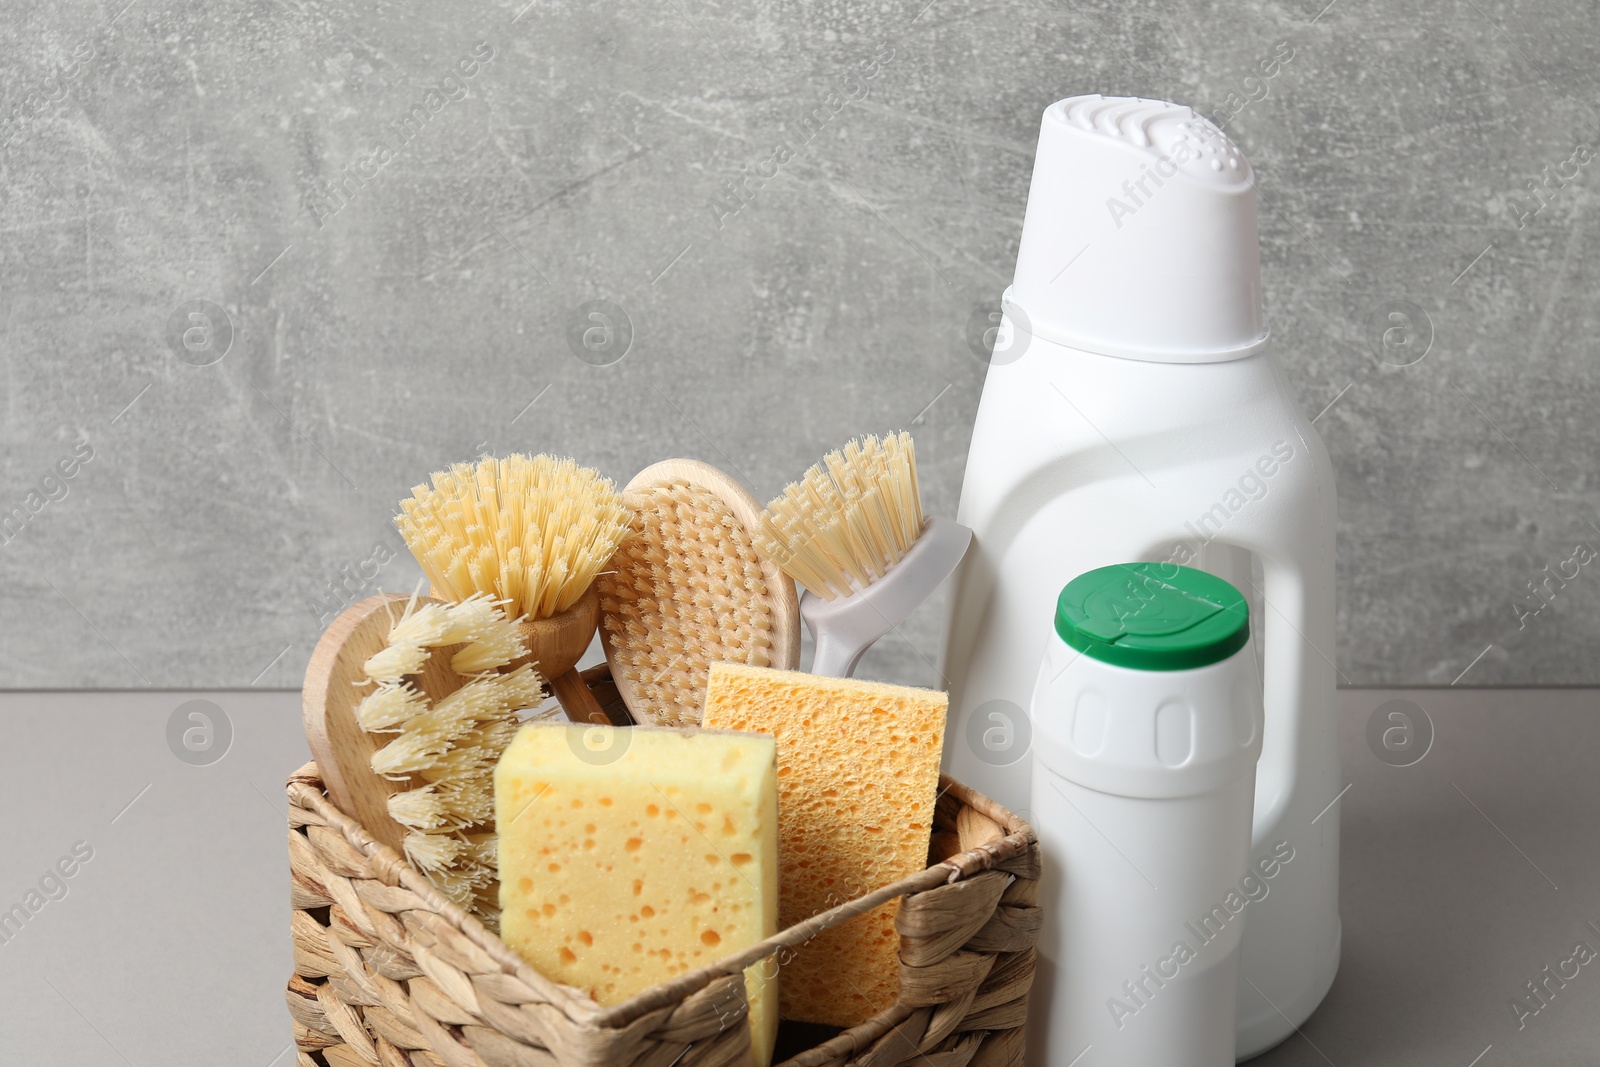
[598,458,801,726]
[395,453,631,726]
[757,432,971,677]
[303,591,545,924]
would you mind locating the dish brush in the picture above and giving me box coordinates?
[597,458,801,726]
[395,453,632,726]
[757,432,972,678]
[303,591,546,924]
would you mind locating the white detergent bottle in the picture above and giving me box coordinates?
[940,95,1340,1058]
[1031,563,1263,1066]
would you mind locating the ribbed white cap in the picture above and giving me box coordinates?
[1008,95,1267,363]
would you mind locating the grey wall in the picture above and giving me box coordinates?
[1,0,1596,689]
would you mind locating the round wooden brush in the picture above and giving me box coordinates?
[395,454,631,726]
[303,591,544,925]
[598,458,801,727]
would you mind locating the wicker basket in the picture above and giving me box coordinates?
[285,749,1041,1067]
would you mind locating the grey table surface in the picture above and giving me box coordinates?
[0,687,1595,1065]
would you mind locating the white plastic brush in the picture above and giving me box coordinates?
[757,432,972,678]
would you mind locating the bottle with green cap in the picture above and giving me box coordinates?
[1030,562,1264,1067]
[944,95,1341,1056]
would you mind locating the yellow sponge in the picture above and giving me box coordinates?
[495,723,780,1066]
[701,662,947,1027]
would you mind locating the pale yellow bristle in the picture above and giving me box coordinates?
[436,592,517,646]
[363,592,524,683]
[404,831,467,873]
[452,628,522,674]
[394,453,631,619]
[461,834,505,930]
[598,480,778,727]
[354,597,541,923]
[757,432,926,601]
[369,710,465,777]
[362,643,429,685]
[356,683,428,733]
[470,832,496,866]
[386,601,456,648]
[388,785,447,830]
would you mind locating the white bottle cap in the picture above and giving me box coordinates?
[1008,95,1267,363]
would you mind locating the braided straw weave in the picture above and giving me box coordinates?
[285,753,1040,1067]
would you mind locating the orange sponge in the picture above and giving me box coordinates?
[701,662,947,1026]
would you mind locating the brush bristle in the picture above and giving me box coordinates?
[757,432,925,601]
[357,597,545,924]
[387,786,448,830]
[403,830,468,873]
[395,454,631,620]
[599,480,778,727]
[357,683,428,733]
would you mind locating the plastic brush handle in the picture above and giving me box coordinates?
[806,615,871,680]
[802,516,973,678]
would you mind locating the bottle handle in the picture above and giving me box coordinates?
[1254,547,1338,840]
[1192,537,1332,839]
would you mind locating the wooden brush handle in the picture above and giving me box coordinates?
[517,586,624,726]
[550,667,616,726]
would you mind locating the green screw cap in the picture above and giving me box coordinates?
[1054,563,1250,671]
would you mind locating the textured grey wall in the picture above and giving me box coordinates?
[1,0,1596,688]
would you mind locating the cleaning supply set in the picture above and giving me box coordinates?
[286,441,1035,1067]
[943,94,1340,1061]
[282,89,1336,1067]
